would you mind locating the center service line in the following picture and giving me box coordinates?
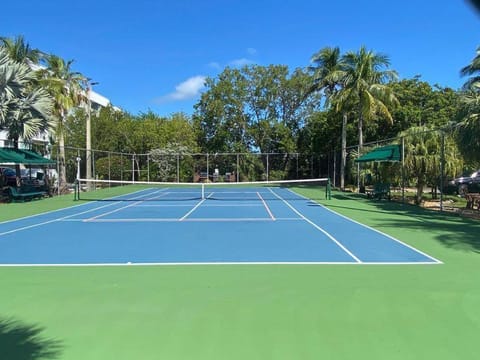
[268,188,362,263]
[257,191,276,220]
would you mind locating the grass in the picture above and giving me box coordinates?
[1,188,480,359]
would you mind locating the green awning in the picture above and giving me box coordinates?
[0,147,56,165]
[355,145,401,163]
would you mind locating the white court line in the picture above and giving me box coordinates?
[179,192,213,221]
[268,188,362,263]
[284,188,443,264]
[0,261,442,267]
[83,188,173,221]
[0,201,122,237]
[136,204,198,207]
[203,203,263,207]
[136,203,263,207]
[84,200,145,221]
[257,192,275,220]
[73,217,292,223]
[0,187,170,236]
[0,186,156,226]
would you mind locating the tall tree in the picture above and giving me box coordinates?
[338,46,398,152]
[0,47,54,184]
[460,46,480,90]
[194,65,315,179]
[0,35,44,66]
[332,47,398,190]
[308,46,351,188]
[309,46,344,103]
[458,48,480,164]
[38,55,85,192]
[194,68,250,153]
[400,126,462,204]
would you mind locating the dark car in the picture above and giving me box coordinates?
[451,170,480,195]
[0,167,17,186]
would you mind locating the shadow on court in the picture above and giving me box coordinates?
[327,192,480,254]
[0,318,63,360]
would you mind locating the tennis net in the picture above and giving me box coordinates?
[74,178,331,202]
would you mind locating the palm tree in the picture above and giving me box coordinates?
[460,46,480,90]
[309,46,344,102]
[400,126,462,204]
[38,55,85,192]
[339,46,398,151]
[308,47,352,188]
[457,48,480,163]
[333,47,398,191]
[0,47,54,185]
[0,35,45,66]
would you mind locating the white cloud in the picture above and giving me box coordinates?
[247,47,257,55]
[229,58,255,67]
[156,75,206,103]
[208,62,221,70]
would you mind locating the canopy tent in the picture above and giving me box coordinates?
[355,144,401,163]
[0,147,55,165]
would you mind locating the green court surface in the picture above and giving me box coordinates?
[1,189,479,359]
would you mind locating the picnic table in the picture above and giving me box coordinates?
[465,193,480,211]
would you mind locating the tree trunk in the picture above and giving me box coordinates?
[416,181,424,205]
[12,138,22,187]
[340,113,347,190]
[357,112,364,192]
[58,133,68,194]
[358,114,364,151]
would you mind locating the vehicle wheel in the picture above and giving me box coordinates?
[458,184,468,196]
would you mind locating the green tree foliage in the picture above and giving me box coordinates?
[0,48,54,142]
[0,35,44,65]
[149,143,191,182]
[64,109,197,181]
[457,83,480,165]
[0,46,54,185]
[400,126,462,204]
[307,46,351,187]
[194,65,316,155]
[458,48,480,164]
[337,46,398,151]
[38,55,85,191]
[389,78,460,137]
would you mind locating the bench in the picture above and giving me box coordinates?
[8,186,47,202]
[366,182,391,200]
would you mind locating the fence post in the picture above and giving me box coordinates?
[401,137,405,204]
[326,178,332,200]
[236,154,240,182]
[440,131,445,212]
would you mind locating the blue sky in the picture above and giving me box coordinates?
[1,0,479,116]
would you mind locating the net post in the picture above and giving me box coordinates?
[326,178,332,200]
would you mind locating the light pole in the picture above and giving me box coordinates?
[86,80,98,190]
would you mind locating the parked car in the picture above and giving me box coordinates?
[449,169,480,195]
[0,167,17,186]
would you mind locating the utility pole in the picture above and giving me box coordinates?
[86,80,98,190]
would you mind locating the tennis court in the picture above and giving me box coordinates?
[0,182,441,266]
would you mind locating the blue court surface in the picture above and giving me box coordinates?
[0,186,441,266]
